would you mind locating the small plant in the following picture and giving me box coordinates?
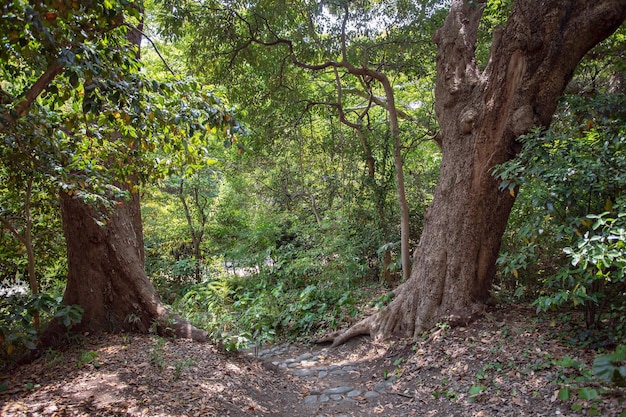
[42,348,64,368]
[549,353,626,415]
[431,321,451,340]
[125,313,141,326]
[149,320,159,335]
[219,334,251,352]
[593,345,626,386]
[1,292,83,368]
[150,338,166,370]
[54,304,84,329]
[23,381,40,391]
[77,350,99,368]
[468,384,487,400]
[372,291,395,309]
[173,358,195,381]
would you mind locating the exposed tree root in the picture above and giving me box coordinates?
[320,292,487,348]
[316,314,376,347]
[319,296,411,347]
[162,314,207,342]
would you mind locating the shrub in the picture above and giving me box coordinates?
[494,93,626,335]
[0,291,83,369]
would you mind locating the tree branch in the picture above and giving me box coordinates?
[0,214,26,245]
[346,88,413,121]
[126,23,176,76]
[0,60,64,132]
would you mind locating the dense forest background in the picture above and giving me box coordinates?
[1,0,625,386]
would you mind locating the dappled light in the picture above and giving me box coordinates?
[1,0,626,415]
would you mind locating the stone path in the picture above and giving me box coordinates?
[245,340,407,416]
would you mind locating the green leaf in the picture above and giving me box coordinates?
[557,386,571,400]
[23,339,37,350]
[577,387,598,400]
[468,385,487,396]
[593,355,615,382]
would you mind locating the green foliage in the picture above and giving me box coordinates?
[166,209,373,348]
[549,350,626,415]
[475,0,513,67]
[494,93,626,331]
[173,256,367,350]
[0,291,83,368]
[149,337,166,370]
[2,0,240,218]
[77,350,99,369]
[0,173,67,290]
[2,0,140,209]
[593,345,626,386]
[532,212,626,319]
[173,358,195,381]
[468,384,487,397]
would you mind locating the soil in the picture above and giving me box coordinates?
[1,304,625,416]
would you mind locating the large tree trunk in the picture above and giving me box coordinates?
[44,188,206,342]
[328,0,626,346]
[43,13,206,344]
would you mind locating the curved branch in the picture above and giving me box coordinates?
[0,60,64,132]
[126,23,176,76]
[346,88,413,121]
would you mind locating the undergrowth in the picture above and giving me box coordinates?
[170,259,372,351]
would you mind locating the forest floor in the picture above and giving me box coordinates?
[1,304,625,416]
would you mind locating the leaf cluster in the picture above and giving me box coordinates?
[0,289,82,368]
[494,93,626,330]
[2,0,240,216]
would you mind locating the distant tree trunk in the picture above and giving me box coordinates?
[380,75,411,283]
[178,178,205,282]
[23,178,40,329]
[0,177,40,328]
[329,0,626,346]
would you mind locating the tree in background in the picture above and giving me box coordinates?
[154,0,443,284]
[164,166,222,282]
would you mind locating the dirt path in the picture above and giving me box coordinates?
[1,305,625,416]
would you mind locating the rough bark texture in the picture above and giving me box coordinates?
[329,0,626,346]
[43,189,206,343]
[42,14,206,344]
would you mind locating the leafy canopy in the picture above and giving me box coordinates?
[1,0,240,215]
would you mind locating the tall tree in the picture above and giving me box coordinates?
[1,1,236,342]
[330,0,626,345]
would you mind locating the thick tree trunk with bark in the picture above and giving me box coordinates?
[42,11,206,344]
[44,189,206,342]
[328,0,626,346]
